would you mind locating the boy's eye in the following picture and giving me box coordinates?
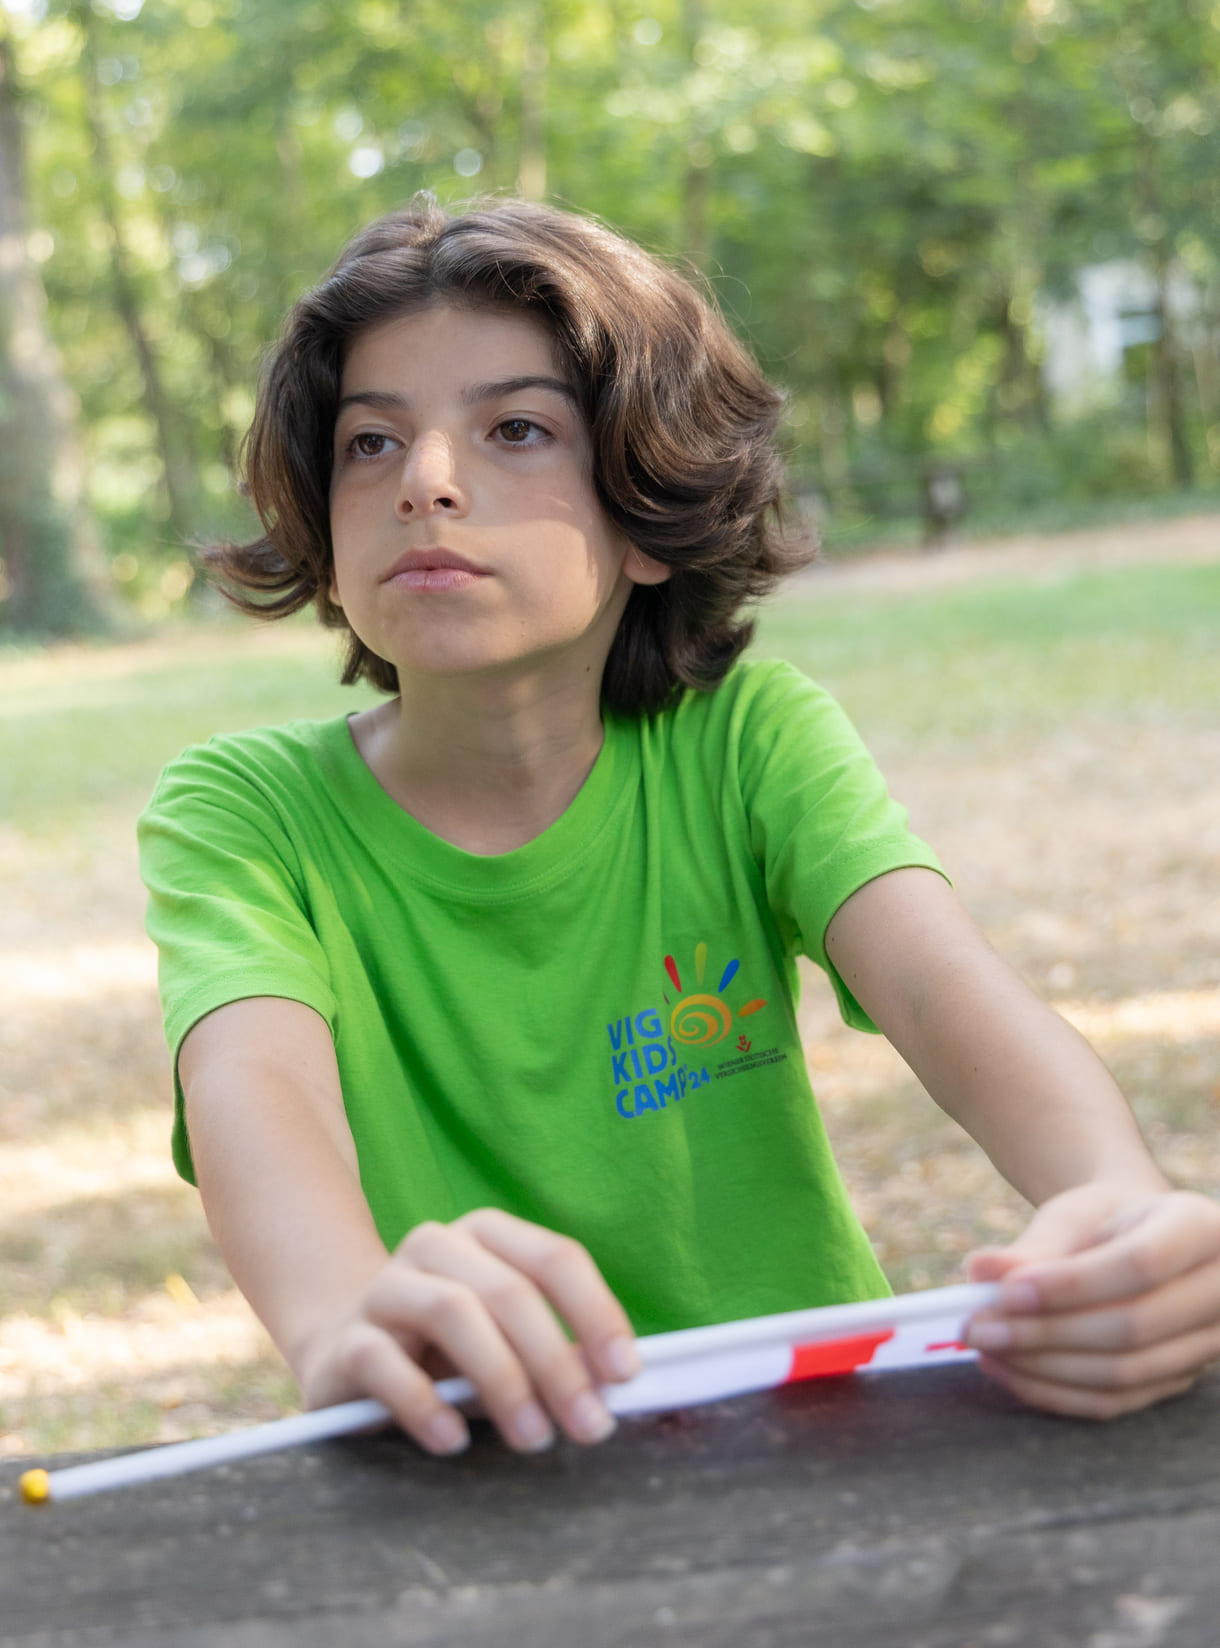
[349,431,395,458]
[497,418,541,444]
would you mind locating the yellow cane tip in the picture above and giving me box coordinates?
[19,1469,50,1505]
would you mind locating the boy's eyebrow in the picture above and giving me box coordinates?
[335,390,410,415]
[461,374,580,408]
[335,376,579,416]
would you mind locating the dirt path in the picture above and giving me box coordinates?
[806,509,1220,592]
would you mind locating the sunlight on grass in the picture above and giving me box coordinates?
[756,560,1220,747]
[0,618,379,829]
[1062,988,1220,1044]
[0,940,156,1004]
[1,1107,182,1224]
[1,1292,296,1455]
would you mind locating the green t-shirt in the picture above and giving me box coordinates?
[138,658,944,1334]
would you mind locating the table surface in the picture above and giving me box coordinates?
[4,1364,1219,1648]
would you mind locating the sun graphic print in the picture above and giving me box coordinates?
[662,941,767,1049]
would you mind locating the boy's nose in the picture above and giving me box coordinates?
[395,432,467,518]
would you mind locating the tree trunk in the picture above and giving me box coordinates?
[880,315,910,418]
[1130,120,1194,490]
[1151,257,1194,489]
[0,23,110,634]
[988,290,1051,436]
[76,1,196,547]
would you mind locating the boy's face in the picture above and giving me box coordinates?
[328,303,668,697]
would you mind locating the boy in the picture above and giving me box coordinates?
[139,197,1220,1459]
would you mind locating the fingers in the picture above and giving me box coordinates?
[964,1188,1220,1421]
[968,1250,1220,1357]
[975,1352,1198,1421]
[316,1211,640,1458]
[328,1319,473,1455]
[454,1207,640,1384]
[974,1310,1220,1398]
[381,1217,627,1450]
[970,1302,1220,1420]
[971,1192,1220,1317]
[968,1188,1131,1277]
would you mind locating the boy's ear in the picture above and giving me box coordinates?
[622,543,672,586]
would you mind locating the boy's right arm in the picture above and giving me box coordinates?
[179,997,639,1455]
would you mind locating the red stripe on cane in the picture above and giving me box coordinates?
[787,1330,895,1380]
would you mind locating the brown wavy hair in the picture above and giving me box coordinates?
[207,195,812,714]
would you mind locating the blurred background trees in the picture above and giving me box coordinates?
[1,0,1219,634]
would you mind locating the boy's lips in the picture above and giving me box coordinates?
[381,548,490,589]
[382,548,488,579]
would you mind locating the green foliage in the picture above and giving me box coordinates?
[2,0,1219,625]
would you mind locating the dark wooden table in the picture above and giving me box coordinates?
[4,1365,1219,1647]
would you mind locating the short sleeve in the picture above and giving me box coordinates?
[736,662,947,1030]
[137,736,339,1182]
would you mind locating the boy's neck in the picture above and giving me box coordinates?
[347,678,608,856]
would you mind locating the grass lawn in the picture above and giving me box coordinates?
[2,516,1218,1456]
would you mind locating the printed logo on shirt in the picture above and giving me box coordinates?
[663,943,766,1047]
[607,940,785,1120]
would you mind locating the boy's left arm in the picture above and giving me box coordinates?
[825,867,1220,1419]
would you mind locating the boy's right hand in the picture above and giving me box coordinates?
[297,1207,642,1456]
[180,1002,639,1461]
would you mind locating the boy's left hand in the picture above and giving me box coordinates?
[964,1183,1220,1419]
